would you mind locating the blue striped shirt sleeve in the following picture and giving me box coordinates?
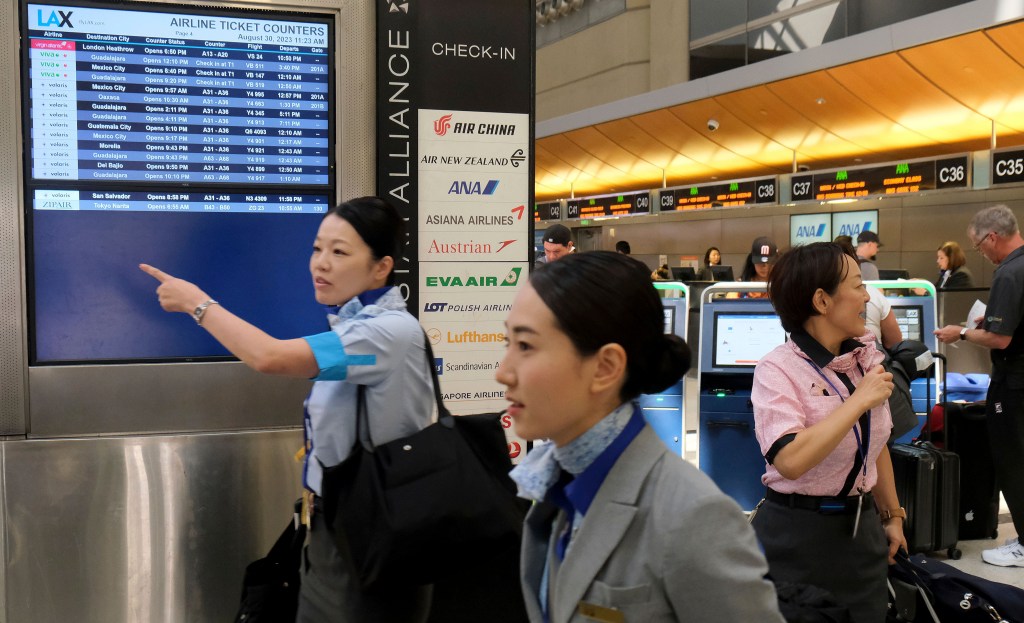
[303,331,377,381]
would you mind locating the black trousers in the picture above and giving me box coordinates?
[296,513,432,623]
[986,360,1024,537]
[752,498,888,623]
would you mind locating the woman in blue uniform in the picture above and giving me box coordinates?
[496,251,784,623]
[142,196,434,622]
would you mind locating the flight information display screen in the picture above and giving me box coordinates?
[22,1,336,364]
[26,2,331,186]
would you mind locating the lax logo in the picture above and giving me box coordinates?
[434,114,452,136]
[37,9,74,27]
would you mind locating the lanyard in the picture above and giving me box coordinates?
[801,357,869,491]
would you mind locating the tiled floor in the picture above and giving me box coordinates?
[927,496,1024,590]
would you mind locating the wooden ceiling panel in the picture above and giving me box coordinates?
[767,71,926,150]
[828,55,993,143]
[592,118,680,169]
[665,98,795,168]
[562,126,666,180]
[901,31,1024,132]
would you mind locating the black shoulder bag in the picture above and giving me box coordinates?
[318,333,526,591]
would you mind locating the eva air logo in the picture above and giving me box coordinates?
[425,267,522,288]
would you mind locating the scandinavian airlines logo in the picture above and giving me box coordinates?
[448,179,499,195]
[434,114,453,136]
[36,9,74,27]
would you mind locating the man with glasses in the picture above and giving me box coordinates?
[936,204,1024,567]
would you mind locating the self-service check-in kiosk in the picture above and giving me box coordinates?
[697,283,785,511]
[869,279,941,442]
[639,282,689,456]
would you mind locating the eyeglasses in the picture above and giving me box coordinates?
[972,232,993,253]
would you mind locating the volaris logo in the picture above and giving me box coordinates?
[37,9,74,27]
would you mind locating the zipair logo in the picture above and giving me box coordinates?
[36,9,74,28]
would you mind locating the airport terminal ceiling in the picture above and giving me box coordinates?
[534,17,1024,201]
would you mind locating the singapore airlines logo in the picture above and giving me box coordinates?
[434,114,453,136]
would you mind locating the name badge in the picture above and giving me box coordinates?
[578,601,625,623]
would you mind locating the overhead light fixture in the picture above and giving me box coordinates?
[827,198,858,204]
[816,97,826,105]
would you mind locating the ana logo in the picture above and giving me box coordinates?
[796,223,827,238]
[448,179,499,195]
[433,113,452,136]
[37,9,74,27]
[433,358,443,375]
[425,267,522,288]
[838,221,873,236]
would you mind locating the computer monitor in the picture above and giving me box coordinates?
[712,311,786,368]
[671,266,697,281]
[710,265,735,281]
[662,305,676,334]
[892,305,923,342]
[878,269,910,280]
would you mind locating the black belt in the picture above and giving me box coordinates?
[766,488,873,515]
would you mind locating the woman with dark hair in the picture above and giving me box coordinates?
[750,242,906,623]
[497,251,783,623]
[141,196,434,623]
[935,240,973,288]
[698,246,721,280]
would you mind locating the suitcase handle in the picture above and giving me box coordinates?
[707,420,750,430]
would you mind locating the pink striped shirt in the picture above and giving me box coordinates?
[751,333,892,496]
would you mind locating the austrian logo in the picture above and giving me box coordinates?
[434,113,453,136]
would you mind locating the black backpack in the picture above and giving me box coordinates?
[882,340,931,443]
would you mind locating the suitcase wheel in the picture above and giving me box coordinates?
[947,547,962,560]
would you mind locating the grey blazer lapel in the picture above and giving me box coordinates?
[551,427,664,623]
[522,501,559,621]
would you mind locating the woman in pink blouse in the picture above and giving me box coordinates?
[750,242,907,623]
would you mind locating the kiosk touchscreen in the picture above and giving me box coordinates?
[639,282,689,456]
[697,283,784,510]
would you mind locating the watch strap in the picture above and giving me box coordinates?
[193,299,219,325]
[879,506,907,522]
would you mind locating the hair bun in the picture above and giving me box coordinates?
[638,335,692,395]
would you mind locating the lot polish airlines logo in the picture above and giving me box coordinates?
[37,9,74,27]
[434,114,453,136]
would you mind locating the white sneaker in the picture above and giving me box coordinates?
[982,540,1024,567]
[1004,536,1019,547]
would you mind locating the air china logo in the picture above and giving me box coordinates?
[425,267,522,288]
[427,239,516,254]
[431,114,517,137]
[36,9,74,27]
[449,180,499,195]
[434,114,452,136]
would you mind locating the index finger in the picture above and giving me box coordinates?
[139,263,171,283]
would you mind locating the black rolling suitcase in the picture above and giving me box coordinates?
[890,440,962,559]
[941,400,1000,541]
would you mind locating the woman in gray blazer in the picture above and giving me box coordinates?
[495,252,784,623]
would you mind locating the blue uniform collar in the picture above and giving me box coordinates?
[548,406,645,518]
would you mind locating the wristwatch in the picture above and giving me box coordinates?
[960,327,969,341]
[879,507,907,522]
[193,299,219,325]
